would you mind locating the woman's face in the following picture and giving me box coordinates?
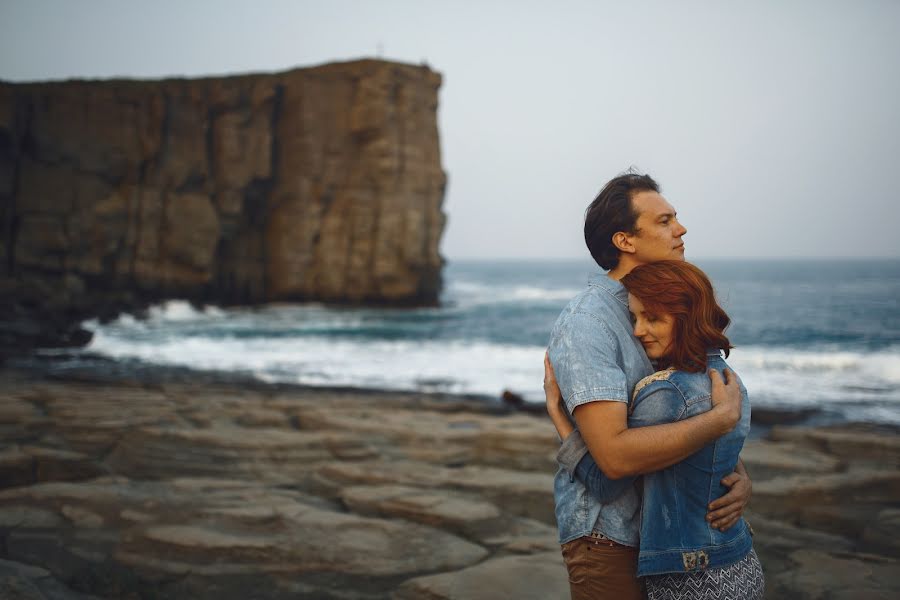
[628,293,675,360]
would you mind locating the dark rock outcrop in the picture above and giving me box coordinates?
[0,59,447,353]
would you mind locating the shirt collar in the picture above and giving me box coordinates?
[587,272,629,307]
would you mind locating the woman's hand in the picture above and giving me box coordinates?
[544,351,574,440]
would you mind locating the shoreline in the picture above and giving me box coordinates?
[11,353,894,435]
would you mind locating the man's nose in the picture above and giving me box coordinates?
[675,219,687,237]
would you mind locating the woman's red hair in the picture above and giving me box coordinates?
[621,261,732,372]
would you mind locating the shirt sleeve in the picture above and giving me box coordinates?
[548,310,628,414]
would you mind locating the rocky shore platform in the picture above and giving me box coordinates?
[1,367,898,599]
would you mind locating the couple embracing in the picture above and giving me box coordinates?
[544,172,764,600]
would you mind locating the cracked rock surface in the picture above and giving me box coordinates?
[0,369,897,599]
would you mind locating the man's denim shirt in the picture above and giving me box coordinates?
[547,272,653,547]
[558,353,753,576]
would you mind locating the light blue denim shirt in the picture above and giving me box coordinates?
[547,272,653,546]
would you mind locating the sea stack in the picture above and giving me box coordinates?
[0,59,447,351]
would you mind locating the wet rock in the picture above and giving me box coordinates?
[862,508,900,557]
[393,551,569,600]
[0,558,103,600]
[767,424,900,467]
[342,484,501,529]
[740,439,842,481]
[751,470,900,540]
[316,460,555,525]
[767,549,899,600]
[750,406,820,426]
[2,371,899,599]
[0,478,488,597]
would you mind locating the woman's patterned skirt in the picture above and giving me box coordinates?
[645,549,764,600]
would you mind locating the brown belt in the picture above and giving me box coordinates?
[587,530,628,548]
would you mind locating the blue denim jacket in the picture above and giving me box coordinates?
[557,352,753,576]
[547,273,653,546]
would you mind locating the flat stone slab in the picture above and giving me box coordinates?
[0,558,103,600]
[767,549,900,600]
[3,372,900,600]
[768,425,900,467]
[394,551,569,600]
[342,484,501,528]
[1,478,489,586]
[740,439,841,480]
[317,460,555,524]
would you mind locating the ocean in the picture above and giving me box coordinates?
[41,258,900,426]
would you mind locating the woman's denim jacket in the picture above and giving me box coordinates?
[556,352,753,577]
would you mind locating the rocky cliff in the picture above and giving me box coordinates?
[0,59,447,351]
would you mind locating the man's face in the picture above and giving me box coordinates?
[627,191,687,264]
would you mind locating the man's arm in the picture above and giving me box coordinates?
[571,368,742,479]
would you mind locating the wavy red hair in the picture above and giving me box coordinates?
[621,260,732,372]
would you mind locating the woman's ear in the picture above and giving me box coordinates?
[612,231,635,254]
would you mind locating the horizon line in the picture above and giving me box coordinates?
[443,255,900,262]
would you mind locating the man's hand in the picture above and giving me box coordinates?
[706,461,752,531]
[709,368,742,435]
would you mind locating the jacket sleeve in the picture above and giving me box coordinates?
[556,430,639,501]
[627,380,688,427]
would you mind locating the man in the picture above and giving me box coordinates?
[546,172,751,599]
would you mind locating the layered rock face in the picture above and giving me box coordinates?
[0,60,446,350]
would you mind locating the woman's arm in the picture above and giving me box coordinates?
[574,445,639,502]
[559,429,639,501]
[544,352,574,440]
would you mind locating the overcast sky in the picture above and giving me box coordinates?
[2,0,899,260]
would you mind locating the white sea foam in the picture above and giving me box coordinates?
[508,285,581,302]
[147,300,225,322]
[80,302,900,424]
[726,346,900,413]
[445,279,579,306]
[84,326,547,400]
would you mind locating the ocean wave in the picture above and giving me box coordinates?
[147,300,226,322]
[77,297,900,425]
[90,302,376,336]
[726,346,900,412]
[83,328,548,400]
[445,279,580,306]
[729,346,900,382]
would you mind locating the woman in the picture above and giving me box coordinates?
[544,260,764,600]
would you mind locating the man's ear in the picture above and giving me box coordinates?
[612,231,635,254]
